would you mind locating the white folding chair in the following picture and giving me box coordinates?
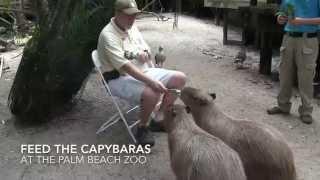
[91,50,140,143]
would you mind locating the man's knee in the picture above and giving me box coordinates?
[168,72,187,88]
[141,87,162,104]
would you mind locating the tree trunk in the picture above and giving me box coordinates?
[8,0,115,123]
[15,0,27,31]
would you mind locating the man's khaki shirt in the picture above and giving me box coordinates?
[97,18,151,75]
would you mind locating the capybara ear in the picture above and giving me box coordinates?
[209,93,216,100]
[185,106,191,113]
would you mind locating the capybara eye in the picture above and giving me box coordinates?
[185,106,191,113]
[209,93,216,100]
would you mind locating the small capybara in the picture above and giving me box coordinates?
[164,104,246,180]
[181,87,297,180]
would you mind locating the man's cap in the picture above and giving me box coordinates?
[115,0,141,15]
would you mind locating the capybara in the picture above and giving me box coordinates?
[181,87,296,180]
[164,104,246,180]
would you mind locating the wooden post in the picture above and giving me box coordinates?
[223,8,228,45]
[241,9,250,45]
[0,56,4,79]
[250,0,257,6]
[173,0,181,29]
[259,31,272,74]
[215,8,221,25]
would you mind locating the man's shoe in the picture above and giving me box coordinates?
[267,106,289,115]
[149,119,165,132]
[136,126,155,146]
[300,115,313,124]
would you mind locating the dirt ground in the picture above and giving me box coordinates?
[0,14,319,180]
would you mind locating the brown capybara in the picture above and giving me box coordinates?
[164,104,246,180]
[181,87,297,180]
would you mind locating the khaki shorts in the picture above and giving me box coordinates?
[108,68,178,105]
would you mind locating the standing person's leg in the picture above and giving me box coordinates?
[296,36,318,124]
[268,35,295,114]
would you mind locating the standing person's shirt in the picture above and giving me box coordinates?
[97,18,151,75]
[282,0,320,32]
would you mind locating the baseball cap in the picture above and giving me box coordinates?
[115,0,141,15]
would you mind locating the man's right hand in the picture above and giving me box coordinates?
[277,15,288,25]
[148,80,167,93]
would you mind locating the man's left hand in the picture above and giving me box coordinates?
[137,51,151,63]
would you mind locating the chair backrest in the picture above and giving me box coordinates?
[91,50,102,69]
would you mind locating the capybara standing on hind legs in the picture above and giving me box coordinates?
[164,104,246,180]
[181,87,297,180]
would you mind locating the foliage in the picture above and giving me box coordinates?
[8,0,115,123]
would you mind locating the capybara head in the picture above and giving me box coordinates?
[181,87,216,113]
[164,104,191,132]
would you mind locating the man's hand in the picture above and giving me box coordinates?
[137,51,150,63]
[277,15,288,25]
[147,80,167,93]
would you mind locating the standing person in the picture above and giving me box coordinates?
[97,0,186,146]
[267,0,319,124]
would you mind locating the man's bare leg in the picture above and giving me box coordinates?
[140,87,161,126]
[156,72,186,120]
[135,86,161,146]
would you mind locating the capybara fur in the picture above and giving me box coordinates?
[164,104,246,180]
[181,87,296,180]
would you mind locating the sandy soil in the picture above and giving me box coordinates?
[0,14,319,180]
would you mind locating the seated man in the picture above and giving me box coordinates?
[97,0,186,146]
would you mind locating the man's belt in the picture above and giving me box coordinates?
[287,32,318,38]
[103,70,120,83]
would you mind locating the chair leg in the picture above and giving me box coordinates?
[96,113,121,134]
[123,119,138,144]
[129,120,140,129]
[96,105,141,143]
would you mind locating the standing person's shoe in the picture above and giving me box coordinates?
[300,115,313,124]
[135,126,155,147]
[267,106,290,115]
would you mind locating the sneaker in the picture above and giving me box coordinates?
[300,115,313,124]
[267,106,289,115]
[149,119,165,132]
[136,126,155,146]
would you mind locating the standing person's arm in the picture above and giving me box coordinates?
[276,1,288,25]
[277,15,289,25]
[288,0,320,25]
[288,17,320,25]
